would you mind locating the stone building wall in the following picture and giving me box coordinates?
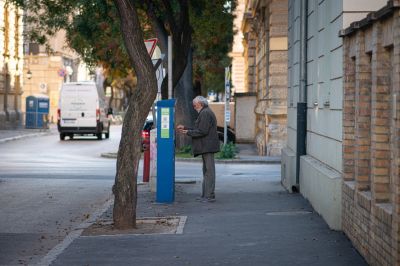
[234,92,257,142]
[230,0,246,94]
[242,0,287,156]
[242,14,257,93]
[341,1,400,264]
[253,3,268,155]
[22,55,66,124]
[282,0,386,231]
[264,0,288,156]
[0,2,24,129]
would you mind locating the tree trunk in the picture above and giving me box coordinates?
[159,37,190,99]
[175,49,195,148]
[113,0,158,229]
[103,79,113,108]
[194,79,202,96]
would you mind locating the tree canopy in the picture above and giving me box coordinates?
[191,0,235,95]
[18,0,235,97]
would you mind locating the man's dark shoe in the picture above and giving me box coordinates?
[201,198,216,203]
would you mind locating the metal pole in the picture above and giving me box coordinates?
[295,0,308,191]
[224,104,228,146]
[168,36,173,99]
[224,67,230,145]
[143,143,150,182]
[299,0,308,104]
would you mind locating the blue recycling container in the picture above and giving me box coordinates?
[26,95,50,129]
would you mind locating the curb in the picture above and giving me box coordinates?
[0,131,55,144]
[36,197,114,266]
[175,157,281,164]
[100,153,281,165]
[101,153,120,159]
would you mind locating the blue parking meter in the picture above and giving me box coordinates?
[156,99,176,203]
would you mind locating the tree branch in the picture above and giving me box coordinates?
[160,0,178,33]
[178,0,188,34]
[144,0,168,52]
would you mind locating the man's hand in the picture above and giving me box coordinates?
[176,124,187,134]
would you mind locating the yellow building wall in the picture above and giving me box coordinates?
[0,2,24,128]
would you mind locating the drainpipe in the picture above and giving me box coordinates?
[294,0,308,192]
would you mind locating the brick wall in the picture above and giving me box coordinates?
[342,2,400,265]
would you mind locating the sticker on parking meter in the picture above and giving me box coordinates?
[161,108,170,138]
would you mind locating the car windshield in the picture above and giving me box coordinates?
[143,120,153,131]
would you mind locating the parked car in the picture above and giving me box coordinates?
[141,119,154,151]
[217,126,236,144]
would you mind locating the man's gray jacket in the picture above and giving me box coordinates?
[186,106,220,157]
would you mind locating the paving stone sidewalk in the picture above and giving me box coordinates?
[49,172,366,266]
[0,127,365,265]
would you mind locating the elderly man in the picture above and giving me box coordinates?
[177,96,220,202]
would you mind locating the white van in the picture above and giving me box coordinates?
[57,82,111,140]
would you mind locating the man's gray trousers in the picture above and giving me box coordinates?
[201,153,216,199]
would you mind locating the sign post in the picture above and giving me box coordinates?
[142,38,159,185]
[224,67,231,145]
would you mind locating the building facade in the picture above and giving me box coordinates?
[281,0,387,230]
[341,1,400,264]
[241,0,288,156]
[22,30,91,124]
[0,1,24,129]
[230,0,246,94]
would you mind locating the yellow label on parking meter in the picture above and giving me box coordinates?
[161,108,170,138]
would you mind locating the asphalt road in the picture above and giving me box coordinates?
[0,126,120,265]
[0,125,281,265]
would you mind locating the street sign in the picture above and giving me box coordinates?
[152,58,165,94]
[224,66,231,145]
[225,68,231,85]
[225,111,231,123]
[145,38,158,57]
[57,68,66,77]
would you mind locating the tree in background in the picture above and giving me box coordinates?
[141,0,194,148]
[142,0,235,147]
[65,1,154,108]
[191,0,235,98]
[69,0,131,103]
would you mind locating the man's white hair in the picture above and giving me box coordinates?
[193,96,208,107]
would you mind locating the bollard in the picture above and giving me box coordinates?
[142,130,150,182]
[149,128,157,192]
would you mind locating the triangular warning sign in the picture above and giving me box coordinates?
[144,38,158,57]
